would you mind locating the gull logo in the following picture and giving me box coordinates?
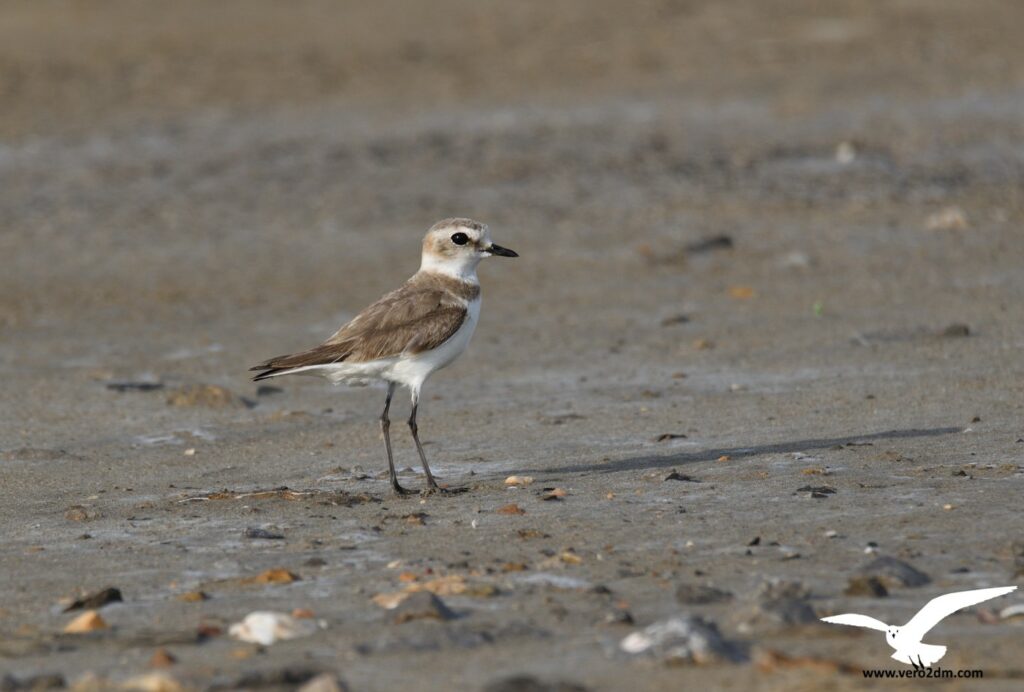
[822,586,1017,668]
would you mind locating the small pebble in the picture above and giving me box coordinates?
[835,141,856,164]
[297,673,348,692]
[925,206,968,231]
[149,647,177,668]
[392,591,455,624]
[63,610,108,633]
[504,475,534,486]
[228,611,319,645]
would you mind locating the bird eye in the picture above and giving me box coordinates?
[450,232,469,245]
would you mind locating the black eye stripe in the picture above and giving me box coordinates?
[450,232,469,245]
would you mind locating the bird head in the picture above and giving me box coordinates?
[886,626,900,644]
[421,218,517,279]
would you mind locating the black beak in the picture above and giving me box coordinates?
[488,243,518,257]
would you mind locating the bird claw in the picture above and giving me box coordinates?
[390,483,415,497]
[420,484,467,497]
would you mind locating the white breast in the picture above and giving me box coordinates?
[384,296,480,395]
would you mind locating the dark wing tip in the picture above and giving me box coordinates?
[250,356,282,380]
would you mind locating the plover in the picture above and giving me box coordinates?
[251,218,517,495]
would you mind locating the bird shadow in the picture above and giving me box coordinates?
[534,426,961,476]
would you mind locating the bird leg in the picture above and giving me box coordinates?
[408,396,441,492]
[380,383,410,496]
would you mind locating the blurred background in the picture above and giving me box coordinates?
[3,0,1022,332]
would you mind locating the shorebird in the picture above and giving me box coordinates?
[251,218,517,495]
[822,585,1017,668]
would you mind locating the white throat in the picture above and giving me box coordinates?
[419,253,480,283]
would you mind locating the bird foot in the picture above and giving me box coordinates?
[420,484,468,497]
[390,482,415,497]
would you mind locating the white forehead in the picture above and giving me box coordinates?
[428,219,490,244]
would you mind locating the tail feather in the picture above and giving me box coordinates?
[249,356,290,382]
[892,644,947,668]
[250,344,352,381]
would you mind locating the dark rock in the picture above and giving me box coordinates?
[941,323,970,337]
[740,581,818,629]
[63,587,122,612]
[685,235,734,254]
[256,385,284,397]
[859,556,931,588]
[655,433,688,442]
[663,471,699,482]
[675,583,733,605]
[392,591,456,624]
[537,413,586,425]
[844,576,889,597]
[659,315,691,326]
[106,381,164,392]
[748,598,817,627]
[483,676,589,692]
[209,667,322,690]
[244,527,285,540]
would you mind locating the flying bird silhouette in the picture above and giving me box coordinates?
[822,585,1017,668]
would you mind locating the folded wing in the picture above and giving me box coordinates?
[251,282,467,380]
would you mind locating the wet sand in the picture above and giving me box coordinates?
[2,2,1024,690]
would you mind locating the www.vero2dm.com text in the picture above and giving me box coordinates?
[863,668,983,679]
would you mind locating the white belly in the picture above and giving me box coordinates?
[384,297,479,393]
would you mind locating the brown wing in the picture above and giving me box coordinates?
[251,281,467,380]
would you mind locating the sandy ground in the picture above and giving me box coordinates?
[2,1,1024,690]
